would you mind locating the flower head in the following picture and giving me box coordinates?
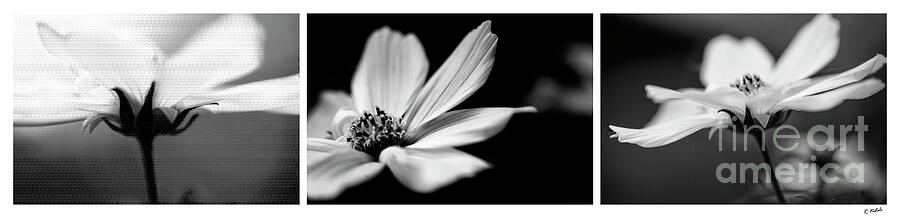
[609,14,886,148]
[15,15,300,136]
[307,21,535,199]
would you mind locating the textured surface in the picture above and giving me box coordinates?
[14,14,299,204]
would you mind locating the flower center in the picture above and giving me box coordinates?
[345,107,406,158]
[729,74,768,95]
[105,81,216,138]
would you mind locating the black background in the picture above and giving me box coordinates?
[308,14,592,204]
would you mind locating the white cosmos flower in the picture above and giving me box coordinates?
[14,15,300,135]
[307,21,535,199]
[609,14,886,148]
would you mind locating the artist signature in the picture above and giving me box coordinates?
[863,207,882,214]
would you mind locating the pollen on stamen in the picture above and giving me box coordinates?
[345,107,406,158]
[729,74,768,95]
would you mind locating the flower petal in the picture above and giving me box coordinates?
[307,91,354,138]
[14,82,116,127]
[609,112,723,148]
[182,75,299,114]
[351,27,428,116]
[782,54,886,102]
[405,106,536,149]
[756,55,885,125]
[15,100,90,126]
[172,107,213,130]
[645,98,709,127]
[645,85,746,118]
[746,88,788,128]
[379,146,490,193]
[157,15,265,108]
[308,138,351,166]
[329,107,360,141]
[36,21,158,104]
[308,148,384,200]
[774,78,884,112]
[769,14,840,84]
[700,35,774,89]
[81,115,106,133]
[403,21,498,129]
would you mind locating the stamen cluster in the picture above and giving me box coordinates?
[346,107,406,158]
[730,74,768,95]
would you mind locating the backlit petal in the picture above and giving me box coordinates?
[14,82,116,127]
[181,75,299,114]
[157,14,265,108]
[36,22,157,104]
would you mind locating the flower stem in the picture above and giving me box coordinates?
[749,130,786,203]
[137,135,159,204]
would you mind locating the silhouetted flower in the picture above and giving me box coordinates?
[15,15,299,136]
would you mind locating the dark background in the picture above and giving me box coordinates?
[14,14,299,204]
[601,14,886,203]
[308,14,593,204]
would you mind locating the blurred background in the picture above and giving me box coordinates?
[601,14,886,203]
[14,14,299,204]
[308,14,592,204]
